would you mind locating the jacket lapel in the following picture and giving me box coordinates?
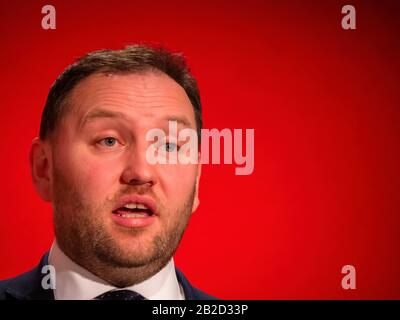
[5,253,54,300]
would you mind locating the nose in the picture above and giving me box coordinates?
[120,143,156,187]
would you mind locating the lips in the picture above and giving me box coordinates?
[113,203,154,217]
[111,195,158,228]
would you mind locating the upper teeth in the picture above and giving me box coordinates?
[123,203,149,210]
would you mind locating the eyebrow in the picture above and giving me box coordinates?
[163,116,193,128]
[79,108,194,129]
[79,109,126,128]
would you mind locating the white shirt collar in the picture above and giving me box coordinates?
[48,240,185,300]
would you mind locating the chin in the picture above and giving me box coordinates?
[114,236,159,258]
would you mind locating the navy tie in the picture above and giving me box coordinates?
[95,289,146,300]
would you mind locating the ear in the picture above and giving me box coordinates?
[191,153,202,213]
[29,137,53,202]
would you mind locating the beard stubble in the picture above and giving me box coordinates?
[52,165,196,287]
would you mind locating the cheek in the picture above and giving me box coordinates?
[81,163,117,194]
[55,144,120,198]
[158,164,198,199]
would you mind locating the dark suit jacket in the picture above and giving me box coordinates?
[0,253,216,300]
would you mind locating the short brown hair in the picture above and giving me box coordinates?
[39,45,202,140]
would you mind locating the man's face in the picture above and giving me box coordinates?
[46,72,200,285]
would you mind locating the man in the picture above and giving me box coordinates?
[0,45,215,300]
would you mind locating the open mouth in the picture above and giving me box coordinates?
[111,196,157,228]
[112,203,154,218]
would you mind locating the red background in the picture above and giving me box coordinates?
[0,0,399,299]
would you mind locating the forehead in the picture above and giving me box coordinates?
[65,71,195,125]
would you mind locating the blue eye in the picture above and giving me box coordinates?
[100,137,117,147]
[162,142,178,152]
